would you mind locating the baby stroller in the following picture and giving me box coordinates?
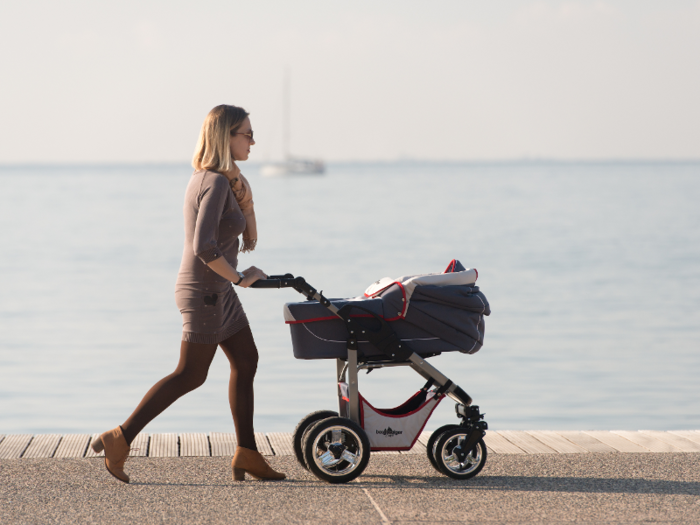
[252,259,490,483]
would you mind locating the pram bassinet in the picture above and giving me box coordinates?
[284,260,490,360]
[252,259,491,483]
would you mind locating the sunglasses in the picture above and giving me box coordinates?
[232,130,254,142]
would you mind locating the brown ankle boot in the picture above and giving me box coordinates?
[232,446,286,481]
[92,426,131,483]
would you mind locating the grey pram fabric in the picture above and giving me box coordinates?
[378,281,490,355]
[285,260,490,360]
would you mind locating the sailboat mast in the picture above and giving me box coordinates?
[283,69,290,161]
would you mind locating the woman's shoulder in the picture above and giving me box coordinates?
[194,169,230,190]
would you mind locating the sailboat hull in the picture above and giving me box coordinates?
[261,159,325,176]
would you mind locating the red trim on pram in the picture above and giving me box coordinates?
[444,259,458,273]
[285,313,376,325]
[364,281,407,320]
[359,390,444,451]
[444,259,478,280]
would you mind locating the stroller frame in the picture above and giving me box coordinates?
[254,273,489,483]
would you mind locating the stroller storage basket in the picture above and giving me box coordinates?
[339,382,444,450]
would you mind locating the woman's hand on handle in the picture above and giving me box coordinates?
[237,266,267,288]
[205,257,266,287]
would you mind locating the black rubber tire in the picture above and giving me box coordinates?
[292,410,339,470]
[302,417,370,484]
[426,425,461,473]
[434,428,488,480]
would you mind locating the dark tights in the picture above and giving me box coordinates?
[120,325,259,450]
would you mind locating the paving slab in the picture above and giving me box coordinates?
[22,434,62,458]
[54,434,91,458]
[555,431,618,453]
[0,434,33,459]
[497,430,558,454]
[584,431,650,452]
[210,432,237,457]
[613,431,683,453]
[670,430,700,446]
[641,431,700,452]
[484,431,527,454]
[526,431,589,453]
[266,432,294,456]
[149,433,178,457]
[180,433,210,457]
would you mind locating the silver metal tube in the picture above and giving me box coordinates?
[347,348,360,424]
[408,353,452,386]
[337,358,348,382]
[311,292,340,315]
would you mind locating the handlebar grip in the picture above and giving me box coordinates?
[250,279,283,289]
[249,273,296,289]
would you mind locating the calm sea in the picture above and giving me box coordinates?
[1,161,699,434]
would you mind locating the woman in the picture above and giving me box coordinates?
[92,105,285,483]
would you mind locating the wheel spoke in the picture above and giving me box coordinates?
[340,449,360,466]
[317,450,342,467]
[331,429,343,444]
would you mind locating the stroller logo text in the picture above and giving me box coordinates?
[376,427,403,437]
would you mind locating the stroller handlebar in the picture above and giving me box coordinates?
[250,274,318,299]
[249,274,296,288]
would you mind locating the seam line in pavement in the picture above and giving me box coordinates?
[363,487,390,524]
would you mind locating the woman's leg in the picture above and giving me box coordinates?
[219,325,259,451]
[120,340,218,445]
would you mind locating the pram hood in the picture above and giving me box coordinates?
[362,259,490,354]
[284,259,490,356]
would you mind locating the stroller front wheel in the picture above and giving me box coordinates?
[302,417,370,484]
[434,428,487,480]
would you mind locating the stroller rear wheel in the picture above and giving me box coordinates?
[302,417,370,484]
[434,428,487,480]
[426,424,460,473]
[292,410,338,470]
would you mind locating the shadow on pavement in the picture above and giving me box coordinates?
[356,473,700,496]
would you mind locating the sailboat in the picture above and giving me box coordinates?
[261,72,325,176]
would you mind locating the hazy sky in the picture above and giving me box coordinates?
[1,0,699,162]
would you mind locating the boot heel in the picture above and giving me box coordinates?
[91,437,104,453]
[232,467,246,481]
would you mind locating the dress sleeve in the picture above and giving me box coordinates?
[192,174,230,263]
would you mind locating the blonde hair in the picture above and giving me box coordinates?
[192,105,250,172]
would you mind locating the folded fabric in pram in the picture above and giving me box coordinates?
[284,259,490,360]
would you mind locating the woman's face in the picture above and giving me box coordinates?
[230,117,255,161]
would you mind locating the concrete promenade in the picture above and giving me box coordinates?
[2,431,700,523]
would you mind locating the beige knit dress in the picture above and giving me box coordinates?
[175,170,249,344]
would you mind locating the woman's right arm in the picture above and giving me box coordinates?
[206,257,266,288]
